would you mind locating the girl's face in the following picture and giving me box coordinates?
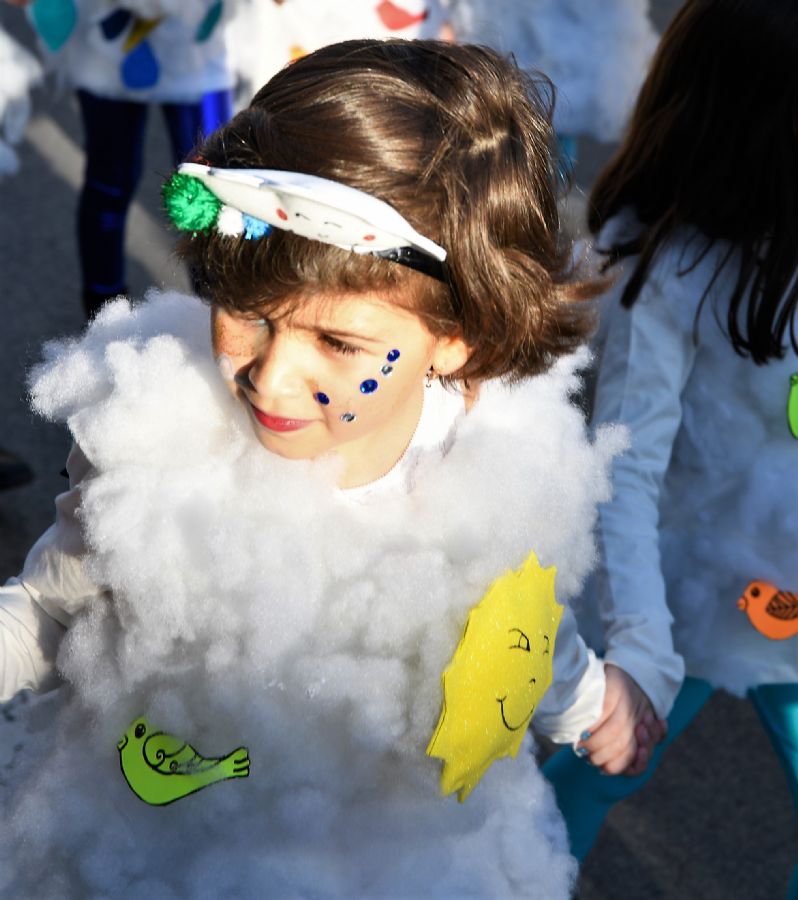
[212,289,468,488]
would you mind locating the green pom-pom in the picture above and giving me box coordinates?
[162,172,222,232]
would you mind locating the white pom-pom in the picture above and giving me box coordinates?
[217,205,245,236]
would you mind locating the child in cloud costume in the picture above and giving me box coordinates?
[0,41,624,897]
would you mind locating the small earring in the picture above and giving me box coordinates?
[234,369,254,391]
[425,366,435,389]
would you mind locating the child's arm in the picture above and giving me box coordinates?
[0,579,65,700]
[574,263,702,772]
[0,443,100,702]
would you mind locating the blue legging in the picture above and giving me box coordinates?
[76,87,233,316]
[542,678,798,898]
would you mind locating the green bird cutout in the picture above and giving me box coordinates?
[789,374,798,440]
[118,717,250,806]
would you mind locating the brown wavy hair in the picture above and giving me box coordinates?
[589,0,798,364]
[179,39,598,383]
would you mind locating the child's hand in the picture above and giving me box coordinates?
[575,664,667,776]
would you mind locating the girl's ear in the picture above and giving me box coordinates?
[431,334,471,377]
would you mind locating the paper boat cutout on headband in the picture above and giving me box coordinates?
[178,163,446,262]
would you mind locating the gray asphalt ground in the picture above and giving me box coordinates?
[0,3,795,898]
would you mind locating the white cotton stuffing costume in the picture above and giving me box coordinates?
[0,291,623,897]
[0,24,41,176]
[575,212,798,717]
[446,0,657,142]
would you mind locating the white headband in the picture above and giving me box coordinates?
[170,163,448,281]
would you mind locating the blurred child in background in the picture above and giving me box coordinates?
[543,4,798,896]
[0,12,40,489]
[444,0,657,165]
[15,0,239,317]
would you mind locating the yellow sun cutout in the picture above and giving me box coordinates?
[426,551,563,802]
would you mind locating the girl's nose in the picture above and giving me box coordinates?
[246,330,306,398]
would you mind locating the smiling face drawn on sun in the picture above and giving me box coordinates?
[426,551,563,802]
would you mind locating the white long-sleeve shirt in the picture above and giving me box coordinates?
[0,443,95,699]
[582,220,798,710]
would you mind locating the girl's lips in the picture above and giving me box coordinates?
[250,405,313,433]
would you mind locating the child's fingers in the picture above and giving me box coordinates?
[583,726,637,773]
[640,704,670,745]
[594,737,638,774]
[634,721,655,752]
[574,714,638,772]
[576,716,620,757]
[574,685,665,775]
[576,707,632,765]
[623,719,669,776]
[637,717,667,748]
[623,743,650,777]
[577,712,650,773]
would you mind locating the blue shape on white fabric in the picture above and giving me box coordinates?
[196,1,224,42]
[30,0,78,52]
[121,40,159,90]
[100,9,132,41]
[243,216,272,240]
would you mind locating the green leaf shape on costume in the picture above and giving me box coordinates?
[118,717,250,806]
[162,172,221,232]
[788,373,798,440]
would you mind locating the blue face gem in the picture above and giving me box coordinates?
[340,412,356,423]
[381,365,394,377]
[314,391,330,405]
[386,349,400,363]
[360,379,378,394]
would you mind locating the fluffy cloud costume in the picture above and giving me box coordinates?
[0,291,622,897]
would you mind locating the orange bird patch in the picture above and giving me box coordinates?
[738,580,798,640]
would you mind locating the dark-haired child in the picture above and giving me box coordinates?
[543,2,798,895]
[0,39,623,896]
